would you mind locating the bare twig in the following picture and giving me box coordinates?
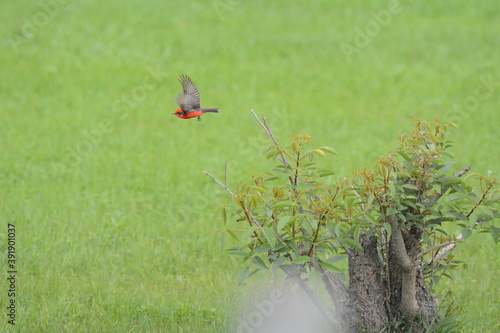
[204,170,263,240]
[241,206,263,229]
[251,110,291,170]
[419,240,459,259]
[431,235,463,264]
[203,171,233,196]
[455,165,472,178]
[466,180,493,218]
[203,171,274,236]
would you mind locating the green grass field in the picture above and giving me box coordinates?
[1,0,499,332]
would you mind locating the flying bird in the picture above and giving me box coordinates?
[172,75,219,121]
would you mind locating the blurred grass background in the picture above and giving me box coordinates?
[0,0,498,331]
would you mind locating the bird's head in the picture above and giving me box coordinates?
[172,110,183,116]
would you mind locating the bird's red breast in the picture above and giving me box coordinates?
[172,75,219,121]
[173,110,204,119]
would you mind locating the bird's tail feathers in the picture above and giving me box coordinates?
[201,108,219,113]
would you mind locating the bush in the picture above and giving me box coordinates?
[206,113,499,332]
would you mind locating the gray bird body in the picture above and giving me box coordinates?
[174,75,219,121]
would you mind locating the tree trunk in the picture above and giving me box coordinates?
[320,230,438,332]
[347,235,388,332]
[388,225,438,328]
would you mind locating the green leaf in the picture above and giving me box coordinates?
[435,228,448,236]
[272,256,287,271]
[284,240,300,252]
[302,219,314,236]
[353,225,360,245]
[218,232,225,250]
[273,201,298,209]
[277,216,292,231]
[319,169,336,177]
[319,146,338,155]
[228,250,250,258]
[266,148,281,160]
[251,186,267,194]
[326,255,348,264]
[221,206,227,224]
[254,244,271,253]
[342,237,364,252]
[237,266,250,285]
[407,139,424,146]
[452,212,468,221]
[397,151,411,161]
[490,226,499,244]
[318,258,343,273]
[427,217,449,225]
[402,200,417,209]
[441,151,454,158]
[451,183,466,195]
[292,256,311,264]
[225,229,239,241]
[273,243,287,253]
[335,223,344,237]
[365,214,378,225]
[446,194,460,202]
[388,182,397,197]
[311,149,326,157]
[468,212,478,226]
[383,222,392,237]
[264,175,279,182]
[241,226,257,240]
[253,256,268,270]
[262,227,276,248]
[461,228,472,239]
[402,184,419,191]
[443,177,462,184]
[386,208,399,216]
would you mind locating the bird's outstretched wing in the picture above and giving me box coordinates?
[175,75,201,113]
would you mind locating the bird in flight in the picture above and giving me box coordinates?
[172,75,219,121]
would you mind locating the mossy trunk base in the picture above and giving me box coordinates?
[322,235,438,332]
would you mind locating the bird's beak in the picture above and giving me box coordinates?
[171,113,176,115]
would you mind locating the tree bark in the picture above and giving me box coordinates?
[320,235,388,332]
[388,223,438,329]
[388,215,419,317]
[319,267,359,332]
[347,235,388,332]
[318,226,438,332]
